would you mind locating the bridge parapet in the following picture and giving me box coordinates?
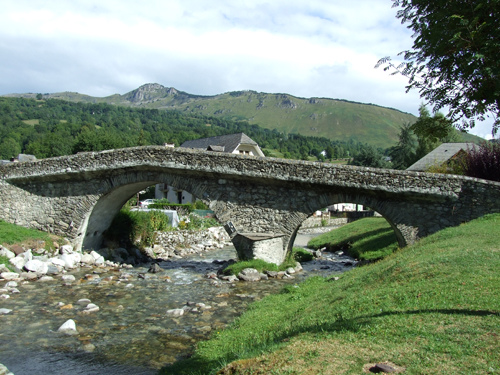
[0,146,478,196]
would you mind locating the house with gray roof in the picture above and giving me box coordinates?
[406,143,474,172]
[180,133,265,157]
[155,133,265,204]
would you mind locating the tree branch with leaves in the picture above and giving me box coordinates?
[376,0,500,136]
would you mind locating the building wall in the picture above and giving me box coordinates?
[233,144,264,157]
[155,183,195,204]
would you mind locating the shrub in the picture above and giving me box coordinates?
[462,141,500,181]
[105,209,171,249]
[425,158,465,175]
[193,200,209,210]
[185,214,220,230]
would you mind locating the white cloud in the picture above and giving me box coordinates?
[0,0,495,138]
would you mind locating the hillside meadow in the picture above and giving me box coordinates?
[163,214,499,374]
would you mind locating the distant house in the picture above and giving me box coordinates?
[180,132,265,157]
[1,153,37,165]
[155,133,264,203]
[406,143,474,172]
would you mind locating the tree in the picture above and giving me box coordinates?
[325,145,335,160]
[350,145,390,168]
[377,0,500,135]
[388,122,418,169]
[0,137,21,159]
[412,105,460,159]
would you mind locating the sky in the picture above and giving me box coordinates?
[0,0,495,139]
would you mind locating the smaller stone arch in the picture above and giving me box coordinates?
[284,191,413,260]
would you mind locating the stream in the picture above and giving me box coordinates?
[0,229,355,374]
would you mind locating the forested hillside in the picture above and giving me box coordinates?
[8,84,418,148]
[0,97,365,161]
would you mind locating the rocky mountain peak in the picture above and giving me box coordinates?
[125,83,177,103]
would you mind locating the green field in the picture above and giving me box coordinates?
[163,214,500,374]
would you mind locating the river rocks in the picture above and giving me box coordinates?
[24,259,49,274]
[166,301,213,317]
[0,363,14,375]
[0,246,15,259]
[82,303,100,314]
[20,272,38,281]
[50,258,66,268]
[153,227,231,260]
[237,268,261,282]
[166,308,185,317]
[59,244,74,254]
[89,250,105,264]
[0,272,19,281]
[148,263,162,273]
[9,256,27,271]
[38,276,54,282]
[61,275,76,282]
[81,343,96,353]
[59,253,80,269]
[9,244,25,256]
[220,274,238,282]
[80,253,95,265]
[57,319,79,335]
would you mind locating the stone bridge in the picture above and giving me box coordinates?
[1,146,499,264]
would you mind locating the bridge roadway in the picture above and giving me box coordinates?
[1,146,499,264]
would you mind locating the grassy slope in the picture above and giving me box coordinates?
[0,220,58,250]
[164,214,500,374]
[0,220,65,270]
[307,217,399,260]
[159,92,417,148]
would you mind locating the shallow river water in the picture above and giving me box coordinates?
[0,230,354,374]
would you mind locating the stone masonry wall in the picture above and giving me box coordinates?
[1,146,500,260]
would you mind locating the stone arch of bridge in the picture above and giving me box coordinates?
[286,191,407,255]
[81,171,219,251]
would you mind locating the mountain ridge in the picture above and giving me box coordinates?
[4,83,479,148]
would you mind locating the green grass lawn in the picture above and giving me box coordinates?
[162,214,500,374]
[307,216,399,260]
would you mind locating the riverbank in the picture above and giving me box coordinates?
[0,223,355,374]
[164,214,500,374]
